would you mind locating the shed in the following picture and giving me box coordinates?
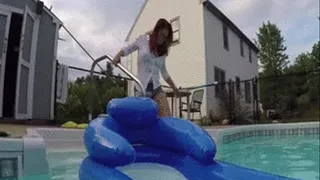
[0,0,62,120]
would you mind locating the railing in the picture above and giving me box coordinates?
[88,54,145,121]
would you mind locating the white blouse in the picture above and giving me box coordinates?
[122,34,170,91]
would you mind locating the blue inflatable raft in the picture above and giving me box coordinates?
[79,97,295,180]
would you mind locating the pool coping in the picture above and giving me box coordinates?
[25,121,320,148]
[206,121,320,145]
[0,133,49,179]
[2,121,319,152]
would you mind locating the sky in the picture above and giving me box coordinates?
[41,0,320,80]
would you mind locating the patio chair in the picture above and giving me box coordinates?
[181,89,204,121]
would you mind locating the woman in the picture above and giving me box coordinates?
[113,18,180,117]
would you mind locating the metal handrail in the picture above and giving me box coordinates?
[88,54,145,121]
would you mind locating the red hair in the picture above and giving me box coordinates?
[149,18,173,56]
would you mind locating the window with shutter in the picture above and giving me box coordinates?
[236,77,241,94]
[223,24,229,50]
[214,66,226,98]
[170,16,180,46]
[245,81,252,103]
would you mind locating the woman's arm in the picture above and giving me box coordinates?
[165,76,179,93]
[113,36,140,64]
[160,59,180,96]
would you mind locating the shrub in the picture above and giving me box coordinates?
[220,89,253,125]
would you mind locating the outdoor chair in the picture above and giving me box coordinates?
[181,89,204,121]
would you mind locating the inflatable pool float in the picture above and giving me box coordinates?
[76,123,88,129]
[61,121,88,129]
[61,121,78,128]
[79,97,295,180]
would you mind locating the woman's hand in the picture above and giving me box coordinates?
[164,76,180,97]
[112,50,124,65]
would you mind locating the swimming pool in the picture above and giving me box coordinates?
[47,151,85,180]
[216,134,319,180]
[3,123,318,180]
[47,150,187,180]
[44,134,318,180]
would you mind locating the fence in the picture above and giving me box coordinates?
[257,70,319,123]
[54,61,132,125]
[180,69,319,126]
[187,78,259,126]
[54,61,319,126]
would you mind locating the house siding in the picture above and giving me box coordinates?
[203,7,258,118]
[32,10,56,120]
[126,0,207,118]
[1,0,37,11]
[1,0,57,119]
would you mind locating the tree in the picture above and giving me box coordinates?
[255,21,289,110]
[255,21,289,75]
[302,41,320,103]
[56,65,127,124]
[267,41,320,119]
[254,21,319,120]
[294,53,313,72]
[310,41,320,68]
[105,62,114,76]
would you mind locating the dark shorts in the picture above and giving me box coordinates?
[135,82,163,98]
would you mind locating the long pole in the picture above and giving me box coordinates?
[61,25,120,86]
[88,55,145,121]
[61,25,104,71]
[68,65,131,80]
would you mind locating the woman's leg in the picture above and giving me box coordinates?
[152,92,171,117]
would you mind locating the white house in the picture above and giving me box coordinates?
[124,0,259,119]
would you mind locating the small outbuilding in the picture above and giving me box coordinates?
[0,0,63,121]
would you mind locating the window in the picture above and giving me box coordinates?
[245,81,252,103]
[240,39,244,57]
[214,66,226,98]
[223,24,229,50]
[249,48,252,63]
[235,77,241,94]
[170,16,180,45]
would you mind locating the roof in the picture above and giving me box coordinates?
[203,1,259,53]
[33,0,63,25]
[43,6,63,25]
[125,0,149,41]
[125,0,259,53]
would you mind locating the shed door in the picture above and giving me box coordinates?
[15,6,39,119]
[0,10,11,118]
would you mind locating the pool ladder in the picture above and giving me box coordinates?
[88,54,146,121]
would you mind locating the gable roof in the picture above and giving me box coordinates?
[32,0,63,25]
[125,0,149,41]
[125,0,259,53]
[203,1,259,53]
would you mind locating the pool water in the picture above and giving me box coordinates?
[47,151,85,180]
[14,134,319,180]
[47,151,187,180]
[216,134,320,180]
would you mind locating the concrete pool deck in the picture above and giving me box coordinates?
[0,124,58,138]
[0,123,238,138]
